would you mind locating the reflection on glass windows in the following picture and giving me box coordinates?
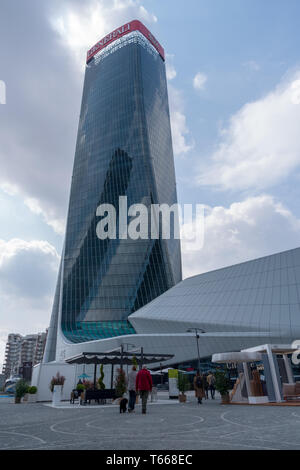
[59,30,182,343]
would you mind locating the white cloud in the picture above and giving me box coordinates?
[166,54,177,81]
[182,194,300,278]
[0,238,60,368]
[24,197,65,235]
[51,0,158,69]
[193,72,207,91]
[0,182,19,197]
[197,71,300,191]
[168,85,194,156]
[0,239,60,295]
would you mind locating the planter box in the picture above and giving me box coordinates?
[221,393,230,404]
[52,385,63,406]
[248,396,269,404]
[27,394,37,403]
[179,393,187,403]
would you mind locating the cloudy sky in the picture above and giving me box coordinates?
[1,0,300,368]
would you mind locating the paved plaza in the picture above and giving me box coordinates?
[1,392,300,450]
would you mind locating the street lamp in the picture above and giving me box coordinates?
[186,328,205,373]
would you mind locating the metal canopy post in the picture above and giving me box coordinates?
[140,347,144,369]
[111,363,114,389]
[120,344,124,371]
[93,362,97,389]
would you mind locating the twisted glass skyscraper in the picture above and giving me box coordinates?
[44,20,182,361]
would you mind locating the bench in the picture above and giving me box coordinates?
[70,389,83,404]
[84,389,116,405]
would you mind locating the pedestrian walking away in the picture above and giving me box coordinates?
[193,370,205,404]
[127,365,138,412]
[207,371,216,399]
[136,365,153,414]
[203,373,209,399]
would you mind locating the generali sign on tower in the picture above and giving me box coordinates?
[86,19,165,63]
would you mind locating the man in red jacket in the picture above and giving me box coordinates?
[136,365,153,414]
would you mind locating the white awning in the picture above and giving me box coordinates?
[212,351,262,364]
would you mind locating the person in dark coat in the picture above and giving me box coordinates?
[193,370,205,404]
[203,374,209,399]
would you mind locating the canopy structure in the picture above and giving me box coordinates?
[66,351,173,366]
[65,350,174,388]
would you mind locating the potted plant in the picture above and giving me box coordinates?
[132,355,138,368]
[83,380,93,390]
[15,379,29,404]
[27,386,38,403]
[50,372,66,406]
[98,364,105,390]
[178,372,189,403]
[114,368,127,401]
[215,370,231,404]
[75,383,85,403]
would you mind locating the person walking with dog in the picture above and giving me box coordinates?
[127,365,138,413]
[193,370,205,404]
[136,365,152,414]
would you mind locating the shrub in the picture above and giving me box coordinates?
[114,368,127,397]
[215,370,231,397]
[98,364,105,390]
[28,386,37,394]
[50,372,66,393]
[177,372,189,394]
[15,379,29,399]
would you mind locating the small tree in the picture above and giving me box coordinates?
[50,372,66,393]
[132,355,138,368]
[215,370,231,397]
[114,368,127,397]
[15,379,29,403]
[98,364,105,390]
[178,372,189,395]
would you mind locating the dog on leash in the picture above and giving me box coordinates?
[119,397,128,413]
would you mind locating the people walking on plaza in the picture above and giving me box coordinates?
[127,365,138,413]
[207,371,216,399]
[136,365,153,414]
[193,370,205,404]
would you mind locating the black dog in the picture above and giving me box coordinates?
[119,398,128,413]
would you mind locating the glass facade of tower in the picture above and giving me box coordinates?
[53,25,182,345]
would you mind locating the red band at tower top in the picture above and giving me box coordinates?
[86,19,165,63]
